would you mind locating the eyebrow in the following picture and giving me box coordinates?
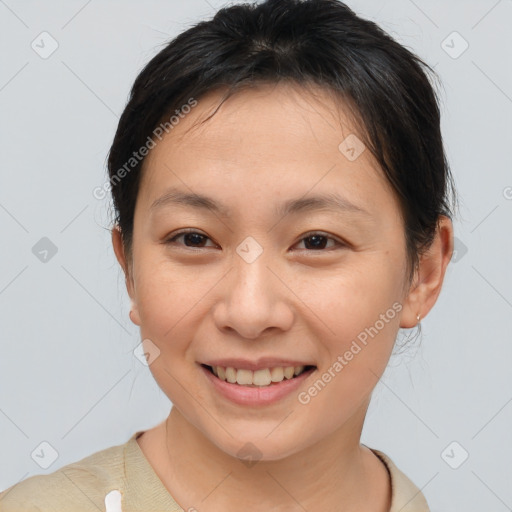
[149,187,372,218]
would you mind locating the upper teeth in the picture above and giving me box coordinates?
[211,366,306,386]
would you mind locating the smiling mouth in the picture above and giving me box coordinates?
[202,364,316,387]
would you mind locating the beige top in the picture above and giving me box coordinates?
[0,431,430,511]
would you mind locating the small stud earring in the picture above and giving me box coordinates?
[416,313,421,322]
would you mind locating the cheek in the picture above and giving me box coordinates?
[297,301,399,428]
[293,259,402,398]
[292,256,403,337]
[134,259,209,347]
[133,262,208,403]
[137,255,209,320]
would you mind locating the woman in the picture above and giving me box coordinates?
[0,0,456,510]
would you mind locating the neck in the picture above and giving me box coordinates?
[148,405,391,512]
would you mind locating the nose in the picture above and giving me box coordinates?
[212,247,294,339]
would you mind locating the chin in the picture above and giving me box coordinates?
[213,432,307,464]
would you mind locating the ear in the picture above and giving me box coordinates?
[400,215,454,328]
[111,225,141,326]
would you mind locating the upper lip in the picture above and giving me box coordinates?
[201,358,315,372]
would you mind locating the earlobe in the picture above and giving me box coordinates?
[129,306,141,326]
[399,267,422,329]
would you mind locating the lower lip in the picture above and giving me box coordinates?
[200,364,316,406]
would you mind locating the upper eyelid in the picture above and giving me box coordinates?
[166,229,217,244]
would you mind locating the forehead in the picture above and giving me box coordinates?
[152,83,369,163]
[138,83,401,223]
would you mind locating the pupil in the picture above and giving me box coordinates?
[185,233,205,247]
[306,235,326,250]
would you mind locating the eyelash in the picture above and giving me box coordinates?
[164,229,346,252]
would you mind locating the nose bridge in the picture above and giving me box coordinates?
[213,237,293,338]
[232,243,272,302]
[229,237,277,310]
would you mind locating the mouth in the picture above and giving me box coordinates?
[201,363,317,388]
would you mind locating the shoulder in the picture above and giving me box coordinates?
[370,448,431,512]
[0,437,132,511]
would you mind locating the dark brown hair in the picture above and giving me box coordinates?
[107,0,458,291]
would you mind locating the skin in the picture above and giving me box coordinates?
[112,82,453,512]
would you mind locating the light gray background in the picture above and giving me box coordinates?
[1,0,511,510]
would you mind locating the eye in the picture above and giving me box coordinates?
[164,229,217,249]
[292,231,345,251]
[164,229,345,252]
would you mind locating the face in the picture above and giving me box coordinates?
[116,83,416,461]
